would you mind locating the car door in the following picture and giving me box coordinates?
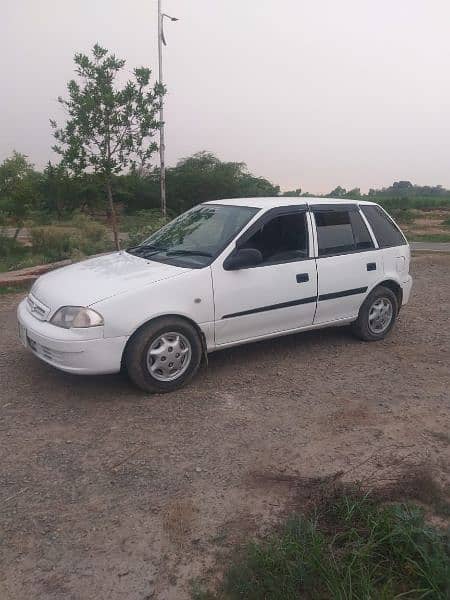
[211,206,318,346]
[311,204,380,324]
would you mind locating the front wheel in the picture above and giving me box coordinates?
[124,317,203,393]
[352,286,398,341]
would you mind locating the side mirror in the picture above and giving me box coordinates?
[223,248,263,271]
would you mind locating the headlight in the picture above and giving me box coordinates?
[50,306,104,329]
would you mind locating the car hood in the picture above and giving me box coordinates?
[31,251,190,311]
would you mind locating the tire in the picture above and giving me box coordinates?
[124,317,203,393]
[352,285,398,341]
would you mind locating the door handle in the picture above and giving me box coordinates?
[367,263,376,271]
[296,273,309,283]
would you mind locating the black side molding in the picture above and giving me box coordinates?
[222,296,317,319]
[221,287,368,320]
[318,287,367,301]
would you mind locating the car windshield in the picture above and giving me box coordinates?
[126,204,259,268]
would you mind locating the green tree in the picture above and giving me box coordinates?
[115,168,160,214]
[282,188,302,197]
[327,186,347,198]
[0,151,40,238]
[165,151,279,214]
[39,162,75,217]
[51,44,163,249]
[344,187,361,199]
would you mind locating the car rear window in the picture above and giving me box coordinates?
[360,205,406,248]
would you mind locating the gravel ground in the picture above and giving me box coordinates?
[0,254,449,600]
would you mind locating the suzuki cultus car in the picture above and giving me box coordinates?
[18,198,412,392]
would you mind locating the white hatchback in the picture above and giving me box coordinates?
[17,198,412,392]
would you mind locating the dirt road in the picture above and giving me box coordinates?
[0,254,449,600]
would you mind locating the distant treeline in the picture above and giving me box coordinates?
[1,150,449,230]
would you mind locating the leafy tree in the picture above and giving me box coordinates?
[327,186,347,198]
[344,187,361,199]
[282,188,302,197]
[115,169,160,214]
[238,172,280,198]
[165,152,279,214]
[51,44,163,249]
[0,151,40,238]
[39,162,75,217]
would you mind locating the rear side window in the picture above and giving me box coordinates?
[314,209,374,256]
[315,211,354,255]
[361,205,406,248]
[349,211,374,249]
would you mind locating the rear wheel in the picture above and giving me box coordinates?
[352,285,398,341]
[125,317,202,393]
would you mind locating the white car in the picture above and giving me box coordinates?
[17,198,412,393]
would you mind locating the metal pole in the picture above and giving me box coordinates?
[157,0,166,217]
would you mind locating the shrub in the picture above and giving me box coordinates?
[378,197,450,210]
[0,233,31,271]
[68,213,111,254]
[30,216,111,262]
[121,209,168,247]
[196,494,450,599]
[389,208,416,224]
[0,233,27,258]
[30,226,76,261]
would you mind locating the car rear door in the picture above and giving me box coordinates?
[360,204,410,284]
[212,206,318,346]
[311,204,380,324]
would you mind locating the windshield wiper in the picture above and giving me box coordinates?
[126,243,163,253]
[166,249,213,257]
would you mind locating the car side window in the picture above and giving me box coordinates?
[349,211,374,249]
[314,208,374,256]
[360,205,406,248]
[240,211,309,265]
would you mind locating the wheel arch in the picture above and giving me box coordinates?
[373,279,403,309]
[363,279,403,317]
[120,313,207,371]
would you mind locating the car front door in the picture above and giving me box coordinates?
[211,206,318,346]
[311,204,380,324]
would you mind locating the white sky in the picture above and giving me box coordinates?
[1,0,450,193]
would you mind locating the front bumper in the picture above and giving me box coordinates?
[17,299,127,375]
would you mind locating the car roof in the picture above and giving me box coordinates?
[205,197,377,209]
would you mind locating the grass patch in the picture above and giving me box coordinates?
[389,208,417,224]
[0,284,30,296]
[0,235,48,272]
[379,197,450,210]
[0,213,113,273]
[30,213,112,261]
[0,251,60,273]
[409,233,450,243]
[195,485,450,599]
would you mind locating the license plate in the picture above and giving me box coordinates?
[18,323,27,347]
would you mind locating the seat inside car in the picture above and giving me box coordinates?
[242,213,307,263]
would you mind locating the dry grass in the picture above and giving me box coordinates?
[163,498,197,547]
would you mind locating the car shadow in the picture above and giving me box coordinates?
[207,324,358,368]
[17,324,359,401]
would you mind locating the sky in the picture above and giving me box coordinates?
[1,0,450,194]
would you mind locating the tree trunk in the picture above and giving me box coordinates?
[106,179,120,251]
[13,225,21,241]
